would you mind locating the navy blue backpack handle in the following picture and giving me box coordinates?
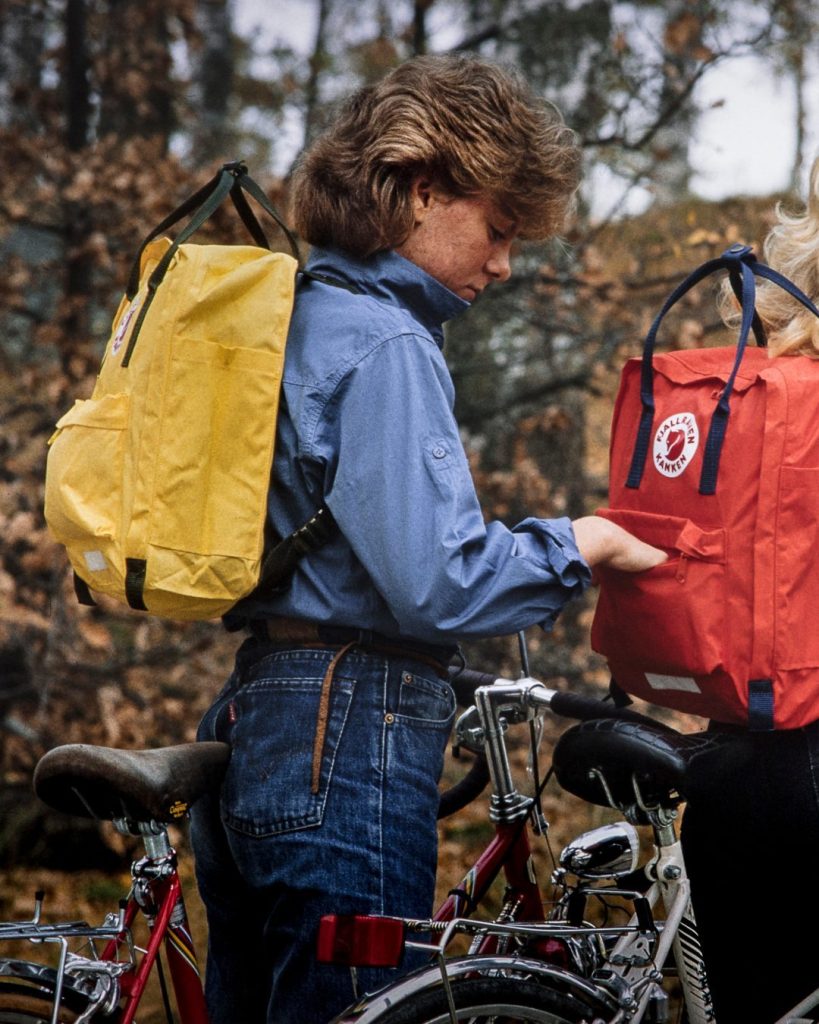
[626,244,819,495]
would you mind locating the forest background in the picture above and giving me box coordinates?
[0,0,816,999]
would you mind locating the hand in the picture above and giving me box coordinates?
[572,515,667,573]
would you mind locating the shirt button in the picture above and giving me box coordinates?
[432,446,447,459]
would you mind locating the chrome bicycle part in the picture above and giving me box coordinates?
[559,823,640,880]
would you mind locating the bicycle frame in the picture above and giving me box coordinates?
[600,822,711,1023]
[323,677,720,1023]
[113,822,208,1024]
[0,820,208,1024]
[434,815,544,933]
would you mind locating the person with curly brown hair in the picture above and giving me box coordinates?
[191,53,664,1024]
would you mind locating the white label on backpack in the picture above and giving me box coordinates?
[645,672,701,693]
[83,550,107,572]
[111,295,142,358]
[652,412,699,478]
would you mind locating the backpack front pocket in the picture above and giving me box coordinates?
[591,509,727,677]
[44,393,130,590]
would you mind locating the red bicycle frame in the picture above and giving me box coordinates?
[100,842,209,1024]
[435,817,544,928]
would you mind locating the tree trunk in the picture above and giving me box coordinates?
[97,0,175,145]
[651,1,708,204]
[303,0,331,151]
[790,47,806,192]
[412,0,431,54]
[65,0,91,152]
[189,0,234,166]
[0,0,46,129]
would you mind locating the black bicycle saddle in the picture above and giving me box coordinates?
[552,717,736,814]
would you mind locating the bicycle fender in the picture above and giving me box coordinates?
[0,958,94,1013]
[327,954,618,1022]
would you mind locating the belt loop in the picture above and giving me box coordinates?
[311,642,357,794]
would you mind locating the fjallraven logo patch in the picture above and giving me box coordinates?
[652,412,699,478]
[111,295,142,357]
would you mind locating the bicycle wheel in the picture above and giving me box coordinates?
[0,980,91,1023]
[365,974,614,1023]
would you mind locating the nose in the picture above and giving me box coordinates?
[486,242,512,283]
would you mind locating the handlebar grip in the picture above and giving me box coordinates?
[448,667,497,708]
[549,690,666,728]
[437,753,490,819]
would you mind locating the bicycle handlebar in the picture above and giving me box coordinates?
[448,666,497,706]
[448,666,661,728]
[536,686,665,728]
[437,666,671,819]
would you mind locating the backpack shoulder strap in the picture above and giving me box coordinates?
[258,506,338,593]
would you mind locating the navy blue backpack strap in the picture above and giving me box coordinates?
[626,244,819,495]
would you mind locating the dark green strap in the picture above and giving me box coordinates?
[125,161,300,299]
[125,558,148,611]
[231,166,300,258]
[230,182,271,249]
[73,571,96,607]
[258,505,338,593]
[125,167,231,298]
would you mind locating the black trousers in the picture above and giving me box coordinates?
[680,718,819,1023]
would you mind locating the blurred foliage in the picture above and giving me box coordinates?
[0,0,807,889]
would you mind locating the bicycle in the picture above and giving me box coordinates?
[0,666,507,1024]
[317,667,819,1024]
[0,658,654,1024]
[0,742,230,1023]
[5,661,819,1024]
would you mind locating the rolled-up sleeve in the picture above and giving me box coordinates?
[316,330,591,641]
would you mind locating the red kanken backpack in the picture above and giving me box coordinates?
[591,244,819,730]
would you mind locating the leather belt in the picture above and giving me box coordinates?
[255,616,455,677]
[252,617,456,795]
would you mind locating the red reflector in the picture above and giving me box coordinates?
[316,914,405,968]
[530,936,571,968]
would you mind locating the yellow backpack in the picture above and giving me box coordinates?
[44,162,333,621]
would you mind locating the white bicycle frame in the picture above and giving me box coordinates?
[602,830,712,1022]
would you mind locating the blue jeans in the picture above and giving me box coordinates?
[190,638,455,1024]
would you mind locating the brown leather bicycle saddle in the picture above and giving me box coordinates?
[33,742,230,824]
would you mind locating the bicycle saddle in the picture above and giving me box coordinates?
[33,741,230,824]
[552,717,729,814]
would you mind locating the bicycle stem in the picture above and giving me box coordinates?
[474,680,550,823]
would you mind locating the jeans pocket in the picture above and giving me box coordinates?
[387,669,455,792]
[396,670,456,729]
[220,672,356,837]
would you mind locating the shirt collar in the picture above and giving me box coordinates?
[304,247,469,347]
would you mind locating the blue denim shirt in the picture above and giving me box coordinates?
[228,246,591,643]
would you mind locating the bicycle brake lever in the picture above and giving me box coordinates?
[454,705,486,754]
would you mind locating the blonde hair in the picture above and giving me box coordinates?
[719,156,819,357]
[291,54,581,258]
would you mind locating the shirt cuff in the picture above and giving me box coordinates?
[513,515,592,595]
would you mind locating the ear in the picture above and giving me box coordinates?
[407,175,437,223]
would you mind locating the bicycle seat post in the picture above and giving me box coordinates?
[138,821,173,863]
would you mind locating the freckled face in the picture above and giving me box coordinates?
[394,179,517,301]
